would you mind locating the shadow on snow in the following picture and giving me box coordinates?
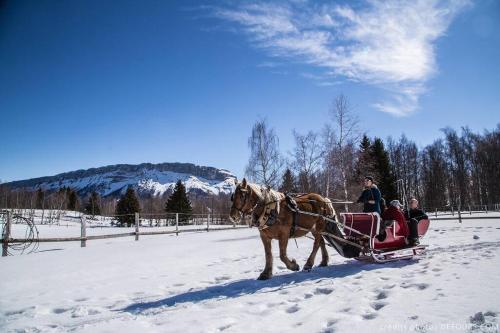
[122,259,416,314]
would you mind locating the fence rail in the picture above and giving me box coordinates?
[1,210,250,256]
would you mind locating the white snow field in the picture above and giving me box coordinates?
[1,214,500,332]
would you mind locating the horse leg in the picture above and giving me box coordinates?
[303,232,322,271]
[258,233,273,280]
[278,236,300,271]
[319,237,329,267]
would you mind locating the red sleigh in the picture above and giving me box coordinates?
[323,213,430,263]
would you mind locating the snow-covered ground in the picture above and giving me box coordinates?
[1,213,500,332]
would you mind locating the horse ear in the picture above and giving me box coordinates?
[242,178,247,188]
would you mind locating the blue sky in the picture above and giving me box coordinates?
[1,0,499,182]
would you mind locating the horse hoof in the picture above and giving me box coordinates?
[290,259,300,271]
[257,273,272,280]
[319,262,328,267]
[303,265,312,272]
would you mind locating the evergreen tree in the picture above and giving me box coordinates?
[165,180,192,222]
[84,191,101,216]
[67,189,79,211]
[370,138,398,202]
[355,134,374,181]
[36,188,45,209]
[115,187,141,227]
[279,168,296,193]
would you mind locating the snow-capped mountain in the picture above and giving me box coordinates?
[5,163,237,197]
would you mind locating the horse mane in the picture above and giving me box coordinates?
[246,182,265,201]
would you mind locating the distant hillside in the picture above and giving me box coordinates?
[5,162,237,198]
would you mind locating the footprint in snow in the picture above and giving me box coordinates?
[375,291,389,300]
[286,304,300,313]
[400,282,429,290]
[288,297,302,303]
[362,312,378,320]
[325,319,338,328]
[415,283,430,290]
[74,298,89,302]
[314,287,334,295]
[371,302,387,311]
[4,306,36,317]
[218,324,233,331]
[214,276,231,283]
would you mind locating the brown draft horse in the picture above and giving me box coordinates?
[229,178,336,280]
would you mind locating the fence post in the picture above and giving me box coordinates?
[435,208,437,218]
[469,205,472,215]
[81,215,87,248]
[207,214,210,232]
[458,207,462,224]
[176,213,179,236]
[2,210,12,257]
[485,205,488,214]
[135,213,140,241]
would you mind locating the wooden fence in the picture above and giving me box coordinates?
[1,211,249,256]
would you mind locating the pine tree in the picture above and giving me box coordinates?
[165,180,192,222]
[280,168,296,193]
[84,191,101,216]
[355,134,374,181]
[370,138,398,202]
[36,188,45,209]
[67,189,79,211]
[115,187,141,227]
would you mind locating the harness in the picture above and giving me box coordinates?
[253,186,285,230]
[285,194,299,237]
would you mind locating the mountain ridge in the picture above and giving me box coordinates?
[4,162,237,198]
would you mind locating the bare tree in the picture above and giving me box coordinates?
[324,94,359,211]
[245,119,284,188]
[291,130,324,192]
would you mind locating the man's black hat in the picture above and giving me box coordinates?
[364,176,374,182]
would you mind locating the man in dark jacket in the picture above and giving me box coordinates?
[357,176,382,214]
[404,198,428,246]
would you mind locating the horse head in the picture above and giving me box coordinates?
[229,178,261,223]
